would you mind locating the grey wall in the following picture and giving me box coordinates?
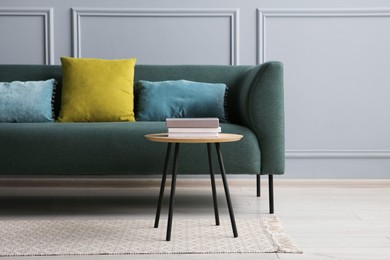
[1,0,389,178]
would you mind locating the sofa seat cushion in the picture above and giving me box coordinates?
[0,122,260,175]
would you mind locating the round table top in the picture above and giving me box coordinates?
[144,133,243,144]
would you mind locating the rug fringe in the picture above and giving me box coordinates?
[260,217,303,254]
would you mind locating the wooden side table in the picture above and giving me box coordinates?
[145,133,243,241]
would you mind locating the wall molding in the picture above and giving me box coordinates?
[72,8,239,65]
[286,149,390,159]
[0,8,54,65]
[257,8,390,160]
[257,8,390,64]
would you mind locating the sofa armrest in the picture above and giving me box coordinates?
[237,61,285,175]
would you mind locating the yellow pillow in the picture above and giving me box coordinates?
[58,57,136,122]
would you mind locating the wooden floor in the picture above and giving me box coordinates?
[0,178,389,260]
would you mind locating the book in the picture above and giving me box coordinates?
[168,132,219,138]
[166,118,219,128]
[167,127,221,133]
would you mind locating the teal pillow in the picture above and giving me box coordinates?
[0,79,55,123]
[136,80,228,122]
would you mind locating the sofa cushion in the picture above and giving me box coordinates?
[58,57,136,122]
[136,80,227,122]
[0,79,55,123]
[0,122,260,175]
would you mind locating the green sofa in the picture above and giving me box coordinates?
[0,61,284,213]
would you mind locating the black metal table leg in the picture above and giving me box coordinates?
[166,143,180,241]
[154,143,172,228]
[257,174,261,197]
[215,143,238,238]
[207,143,220,226]
[269,175,274,214]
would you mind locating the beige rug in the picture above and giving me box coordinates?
[0,217,301,256]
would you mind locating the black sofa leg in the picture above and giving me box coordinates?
[269,175,274,214]
[256,174,261,197]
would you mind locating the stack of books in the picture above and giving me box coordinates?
[166,118,221,137]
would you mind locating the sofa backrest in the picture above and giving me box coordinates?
[0,64,254,123]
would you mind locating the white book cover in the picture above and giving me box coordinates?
[166,118,219,128]
[168,127,221,133]
[168,132,219,137]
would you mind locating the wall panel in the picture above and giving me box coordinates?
[258,9,390,177]
[0,8,53,64]
[72,8,238,65]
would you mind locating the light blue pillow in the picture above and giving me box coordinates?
[0,79,55,123]
[136,80,227,122]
